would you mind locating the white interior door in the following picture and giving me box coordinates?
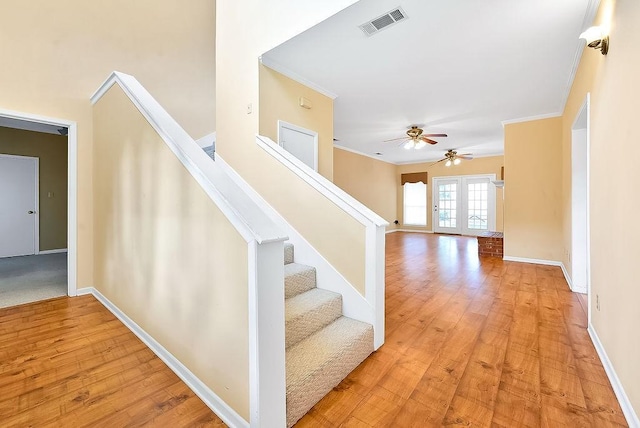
[277,120,318,171]
[0,155,38,258]
[434,178,461,234]
[433,175,496,236]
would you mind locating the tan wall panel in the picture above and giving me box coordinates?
[217,1,367,295]
[0,0,216,287]
[93,85,249,418]
[333,148,397,227]
[0,127,68,250]
[397,156,504,233]
[260,66,334,180]
[563,0,640,412]
[504,118,562,260]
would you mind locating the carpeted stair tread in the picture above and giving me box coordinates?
[284,263,316,299]
[284,243,294,265]
[285,288,342,349]
[286,316,374,427]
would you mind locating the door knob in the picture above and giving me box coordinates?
[28,210,35,214]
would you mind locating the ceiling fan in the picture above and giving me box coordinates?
[383,125,447,150]
[430,149,474,167]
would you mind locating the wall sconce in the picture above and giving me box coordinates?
[579,26,609,55]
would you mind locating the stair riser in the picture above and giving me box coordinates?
[286,297,342,349]
[286,327,374,427]
[285,269,316,299]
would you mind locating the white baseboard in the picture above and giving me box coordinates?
[75,287,249,428]
[588,324,640,428]
[37,248,68,255]
[502,256,562,266]
[387,228,434,234]
[560,262,587,293]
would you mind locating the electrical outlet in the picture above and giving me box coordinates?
[596,294,600,311]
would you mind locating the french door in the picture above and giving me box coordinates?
[433,175,496,236]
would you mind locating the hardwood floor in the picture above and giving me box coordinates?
[296,232,627,427]
[0,233,626,427]
[0,295,224,427]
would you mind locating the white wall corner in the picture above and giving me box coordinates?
[76,287,249,428]
[588,324,640,428]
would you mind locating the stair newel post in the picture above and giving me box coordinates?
[365,224,386,350]
[248,240,286,427]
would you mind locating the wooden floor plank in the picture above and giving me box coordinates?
[296,232,627,427]
[0,294,223,426]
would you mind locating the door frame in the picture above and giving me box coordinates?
[571,93,591,319]
[277,120,319,171]
[0,108,78,297]
[0,154,39,256]
[432,174,497,235]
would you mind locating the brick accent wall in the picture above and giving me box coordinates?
[477,232,503,257]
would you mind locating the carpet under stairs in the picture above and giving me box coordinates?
[284,243,373,427]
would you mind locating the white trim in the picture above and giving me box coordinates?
[277,120,319,172]
[38,248,68,255]
[501,112,562,127]
[247,241,287,426]
[387,228,434,234]
[76,287,249,428]
[91,72,287,245]
[196,131,216,148]
[259,56,338,100]
[0,109,78,298]
[333,144,398,165]
[588,324,640,428]
[503,256,562,266]
[216,154,380,343]
[256,135,387,228]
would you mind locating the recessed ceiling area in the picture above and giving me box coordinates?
[261,0,598,164]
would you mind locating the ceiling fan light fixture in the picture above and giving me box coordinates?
[403,140,414,150]
[415,140,427,149]
[454,158,461,165]
[445,159,452,167]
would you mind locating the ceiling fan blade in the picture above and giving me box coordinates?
[426,158,448,168]
[422,133,448,138]
[382,137,409,143]
[419,137,439,145]
[457,154,474,160]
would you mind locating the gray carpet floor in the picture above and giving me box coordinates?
[0,253,67,309]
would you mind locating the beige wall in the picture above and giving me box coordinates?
[93,85,250,418]
[398,156,505,233]
[0,0,216,287]
[260,66,334,179]
[0,127,68,251]
[562,0,640,414]
[333,148,397,226]
[504,117,563,260]
[217,0,367,295]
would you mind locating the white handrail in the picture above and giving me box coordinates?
[256,135,389,228]
[91,72,287,245]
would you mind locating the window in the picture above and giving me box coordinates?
[403,182,427,226]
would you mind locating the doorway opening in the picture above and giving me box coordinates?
[571,94,590,313]
[0,109,77,302]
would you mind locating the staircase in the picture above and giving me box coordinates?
[283,243,374,427]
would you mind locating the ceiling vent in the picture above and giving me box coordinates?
[359,7,407,36]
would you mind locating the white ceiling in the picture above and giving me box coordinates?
[262,0,598,164]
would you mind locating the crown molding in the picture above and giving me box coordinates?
[259,56,338,100]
